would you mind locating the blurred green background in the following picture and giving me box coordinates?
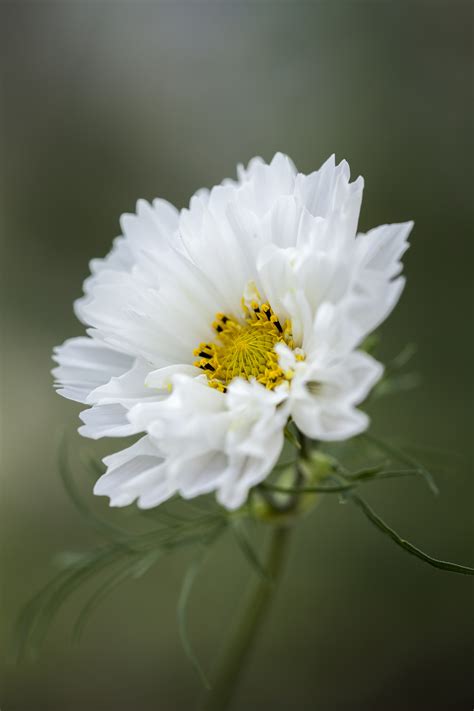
[1,2,473,710]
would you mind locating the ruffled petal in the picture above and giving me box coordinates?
[126,375,288,510]
[288,350,383,441]
[52,337,132,403]
[294,155,364,245]
[94,436,172,508]
[87,357,158,406]
[78,403,142,439]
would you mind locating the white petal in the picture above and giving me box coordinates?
[337,222,413,344]
[145,364,203,389]
[78,403,141,439]
[127,377,288,511]
[75,199,180,323]
[289,350,383,441]
[52,337,132,403]
[176,452,228,498]
[355,221,412,278]
[95,436,173,508]
[295,155,364,242]
[294,403,369,442]
[88,358,165,406]
[239,152,297,217]
[215,379,288,509]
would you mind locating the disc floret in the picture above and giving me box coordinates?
[194,300,304,392]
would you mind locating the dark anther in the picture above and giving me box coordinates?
[216,325,223,333]
[221,315,229,323]
[199,351,212,359]
[203,363,216,372]
[274,320,283,333]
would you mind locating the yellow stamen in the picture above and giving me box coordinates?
[193,300,304,391]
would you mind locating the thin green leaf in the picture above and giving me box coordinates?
[366,469,428,482]
[260,481,353,495]
[347,466,427,484]
[15,511,227,661]
[272,459,297,471]
[15,543,126,660]
[72,561,137,643]
[231,521,270,583]
[58,435,131,541]
[344,463,387,480]
[363,433,439,495]
[80,451,105,479]
[15,574,69,662]
[387,343,417,371]
[177,556,211,689]
[72,521,226,647]
[130,549,163,579]
[138,507,190,526]
[32,547,127,649]
[283,426,301,450]
[152,518,226,553]
[261,464,434,497]
[360,333,380,355]
[375,372,421,396]
[72,550,162,643]
[351,494,474,576]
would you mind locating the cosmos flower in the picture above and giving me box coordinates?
[53,154,412,510]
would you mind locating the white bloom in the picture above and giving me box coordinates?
[53,154,412,510]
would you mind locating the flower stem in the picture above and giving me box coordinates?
[200,523,293,711]
[298,430,313,461]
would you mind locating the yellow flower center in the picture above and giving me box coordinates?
[194,300,303,392]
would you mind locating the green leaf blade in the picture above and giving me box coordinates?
[351,494,474,576]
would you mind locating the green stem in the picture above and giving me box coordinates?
[298,430,313,461]
[200,524,292,711]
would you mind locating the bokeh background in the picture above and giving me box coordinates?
[1,2,473,710]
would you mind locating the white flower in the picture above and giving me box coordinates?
[53,153,412,510]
